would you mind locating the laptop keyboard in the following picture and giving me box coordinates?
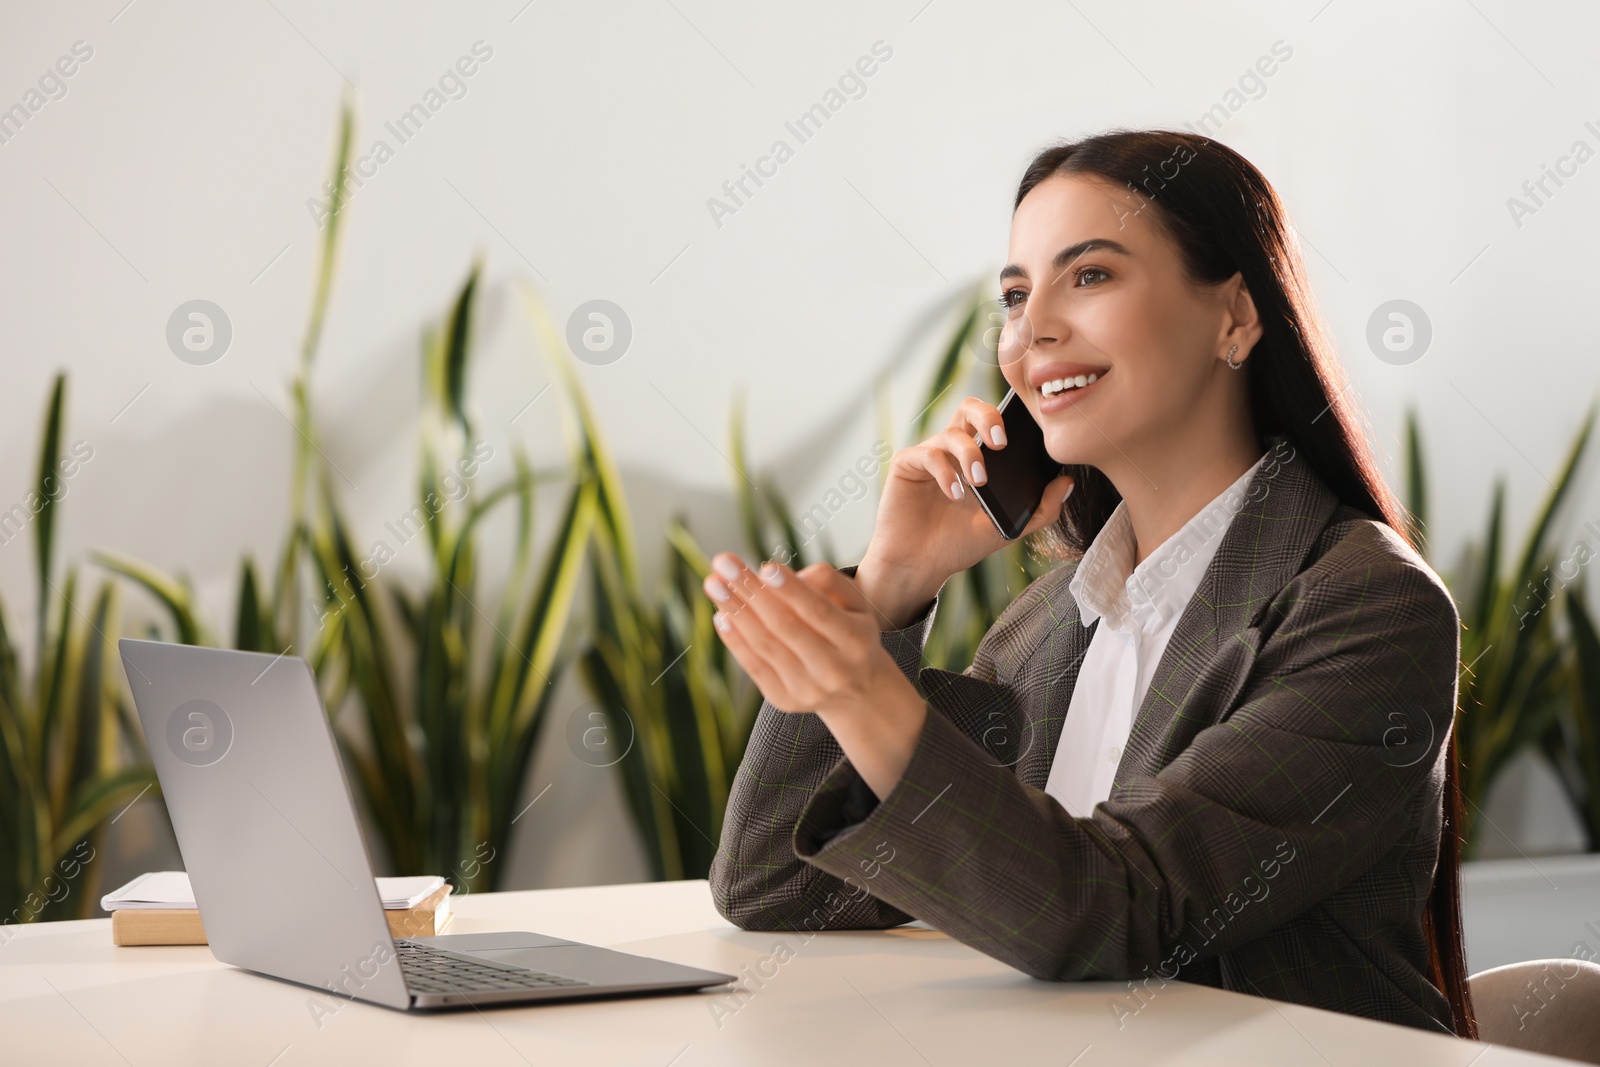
[395,940,590,995]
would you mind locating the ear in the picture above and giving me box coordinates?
[1218,271,1264,356]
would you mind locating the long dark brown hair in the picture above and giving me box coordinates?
[1013,129,1476,1038]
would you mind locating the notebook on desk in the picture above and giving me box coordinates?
[118,639,733,1011]
[104,871,448,911]
[102,872,455,945]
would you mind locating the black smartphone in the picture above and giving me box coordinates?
[971,388,1065,541]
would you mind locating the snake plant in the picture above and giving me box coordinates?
[1,375,155,925]
[1405,403,1597,855]
[92,104,595,892]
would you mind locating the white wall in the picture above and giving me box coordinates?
[1464,854,1600,974]
[4,1,1600,900]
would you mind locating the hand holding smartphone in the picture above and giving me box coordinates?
[971,388,1066,540]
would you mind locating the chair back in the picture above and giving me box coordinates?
[1468,958,1600,1064]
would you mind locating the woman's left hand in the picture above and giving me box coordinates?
[704,553,929,798]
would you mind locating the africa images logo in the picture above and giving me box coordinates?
[165,299,232,366]
[165,699,233,767]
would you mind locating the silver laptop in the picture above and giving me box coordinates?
[119,638,733,1011]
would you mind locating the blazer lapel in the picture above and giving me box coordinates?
[1113,437,1343,784]
[919,562,1094,790]
[918,437,1343,795]
[1019,613,1096,790]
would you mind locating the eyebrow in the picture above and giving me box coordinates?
[999,238,1133,283]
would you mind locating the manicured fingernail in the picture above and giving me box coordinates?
[950,480,964,499]
[990,426,1006,447]
[971,461,986,485]
[706,577,730,602]
[713,610,730,633]
[759,562,784,586]
[712,555,742,581]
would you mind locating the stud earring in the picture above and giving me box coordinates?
[1224,345,1243,370]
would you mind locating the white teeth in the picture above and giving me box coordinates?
[1040,372,1101,397]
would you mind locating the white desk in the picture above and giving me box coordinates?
[0,879,1574,1066]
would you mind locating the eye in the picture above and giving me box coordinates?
[997,288,1027,310]
[1075,266,1111,287]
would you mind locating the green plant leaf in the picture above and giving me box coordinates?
[1403,408,1428,557]
[91,551,204,647]
[63,583,116,814]
[53,767,156,864]
[1506,403,1596,608]
[521,281,638,589]
[300,101,353,376]
[436,260,480,440]
[1564,584,1600,848]
[1471,483,1504,639]
[33,374,66,644]
[234,557,266,652]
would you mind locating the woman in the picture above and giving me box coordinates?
[702,130,1475,1038]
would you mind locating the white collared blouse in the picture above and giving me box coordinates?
[1043,453,1268,817]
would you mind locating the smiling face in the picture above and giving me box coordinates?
[997,172,1256,477]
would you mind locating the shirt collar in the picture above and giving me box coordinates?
[1069,452,1268,632]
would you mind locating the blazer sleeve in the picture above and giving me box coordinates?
[707,565,936,931]
[790,544,1461,981]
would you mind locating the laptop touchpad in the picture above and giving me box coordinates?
[414,931,579,953]
[471,944,713,985]
[469,947,572,968]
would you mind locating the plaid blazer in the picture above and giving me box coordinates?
[709,436,1461,1035]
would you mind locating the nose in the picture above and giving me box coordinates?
[1017,310,1062,357]
[1020,286,1068,350]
